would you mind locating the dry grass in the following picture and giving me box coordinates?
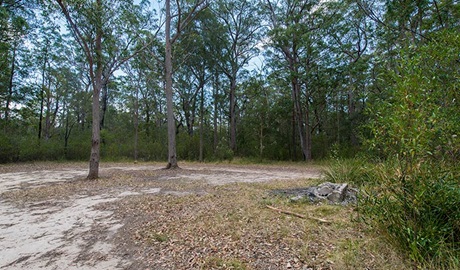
[0,163,410,269]
[108,179,409,269]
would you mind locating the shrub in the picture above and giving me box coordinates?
[325,159,460,268]
[359,163,460,268]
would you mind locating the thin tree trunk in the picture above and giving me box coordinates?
[165,0,178,169]
[213,72,219,154]
[259,118,263,158]
[347,70,358,146]
[305,100,312,160]
[134,81,139,161]
[44,75,52,140]
[38,46,47,140]
[4,43,16,130]
[100,83,109,129]
[199,85,204,162]
[291,109,296,160]
[291,77,308,160]
[64,100,74,159]
[229,75,237,152]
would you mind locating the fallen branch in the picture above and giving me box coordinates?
[266,205,331,223]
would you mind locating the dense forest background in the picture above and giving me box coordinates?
[0,0,458,163]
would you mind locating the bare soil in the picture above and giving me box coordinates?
[0,162,406,269]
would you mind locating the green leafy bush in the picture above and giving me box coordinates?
[329,30,460,268]
[0,133,18,162]
[360,164,460,267]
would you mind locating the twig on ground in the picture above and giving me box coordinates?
[266,205,331,223]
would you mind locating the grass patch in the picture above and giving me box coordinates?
[202,256,247,270]
[324,158,460,269]
[114,179,410,269]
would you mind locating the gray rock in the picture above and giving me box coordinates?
[272,182,356,204]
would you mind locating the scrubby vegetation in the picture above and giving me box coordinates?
[325,30,460,269]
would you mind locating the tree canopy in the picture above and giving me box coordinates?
[0,0,458,166]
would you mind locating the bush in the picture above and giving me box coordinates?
[351,30,460,268]
[322,157,373,186]
[325,159,460,268]
[359,163,460,268]
[0,133,18,163]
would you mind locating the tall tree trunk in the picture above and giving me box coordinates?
[88,79,102,179]
[134,81,139,161]
[259,117,264,158]
[229,74,237,152]
[199,85,204,162]
[165,0,178,169]
[291,109,296,160]
[347,70,358,146]
[213,72,219,154]
[38,46,47,140]
[305,99,312,160]
[87,0,103,179]
[44,76,53,140]
[64,100,73,159]
[100,83,109,130]
[291,76,309,160]
[4,43,16,130]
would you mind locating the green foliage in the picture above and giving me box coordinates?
[65,132,91,160]
[323,157,373,187]
[366,30,460,166]
[348,30,460,268]
[177,133,200,160]
[0,132,18,162]
[359,163,460,268]
[214,141,234,161]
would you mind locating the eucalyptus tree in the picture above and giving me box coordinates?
[0,0,30,130]
[356,0,459,56]
[52,0,153,178]
[173,16,213,160]
[319,0,373,146]
[264,0,321,160]
[163,0,208,168]
[121,53,162,161]
[211,0,263,153]
[194,8,227,155]
[30,10,66,141]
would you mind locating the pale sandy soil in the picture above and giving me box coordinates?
[0,162,321,269]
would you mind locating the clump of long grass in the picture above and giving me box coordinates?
[324,158,460,269]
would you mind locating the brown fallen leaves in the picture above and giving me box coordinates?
[109,179,408,270]
[0,162,409,270]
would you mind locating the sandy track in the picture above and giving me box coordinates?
[0,163,321,269]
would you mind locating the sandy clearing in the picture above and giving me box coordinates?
[178,165,321,185]
[0,163,321,269]
[0,195,123,269]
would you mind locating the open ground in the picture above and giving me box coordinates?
[0,162,407,269]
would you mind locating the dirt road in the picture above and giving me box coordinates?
[0,163,321,269]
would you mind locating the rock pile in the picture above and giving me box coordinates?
[271,182,357,205]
